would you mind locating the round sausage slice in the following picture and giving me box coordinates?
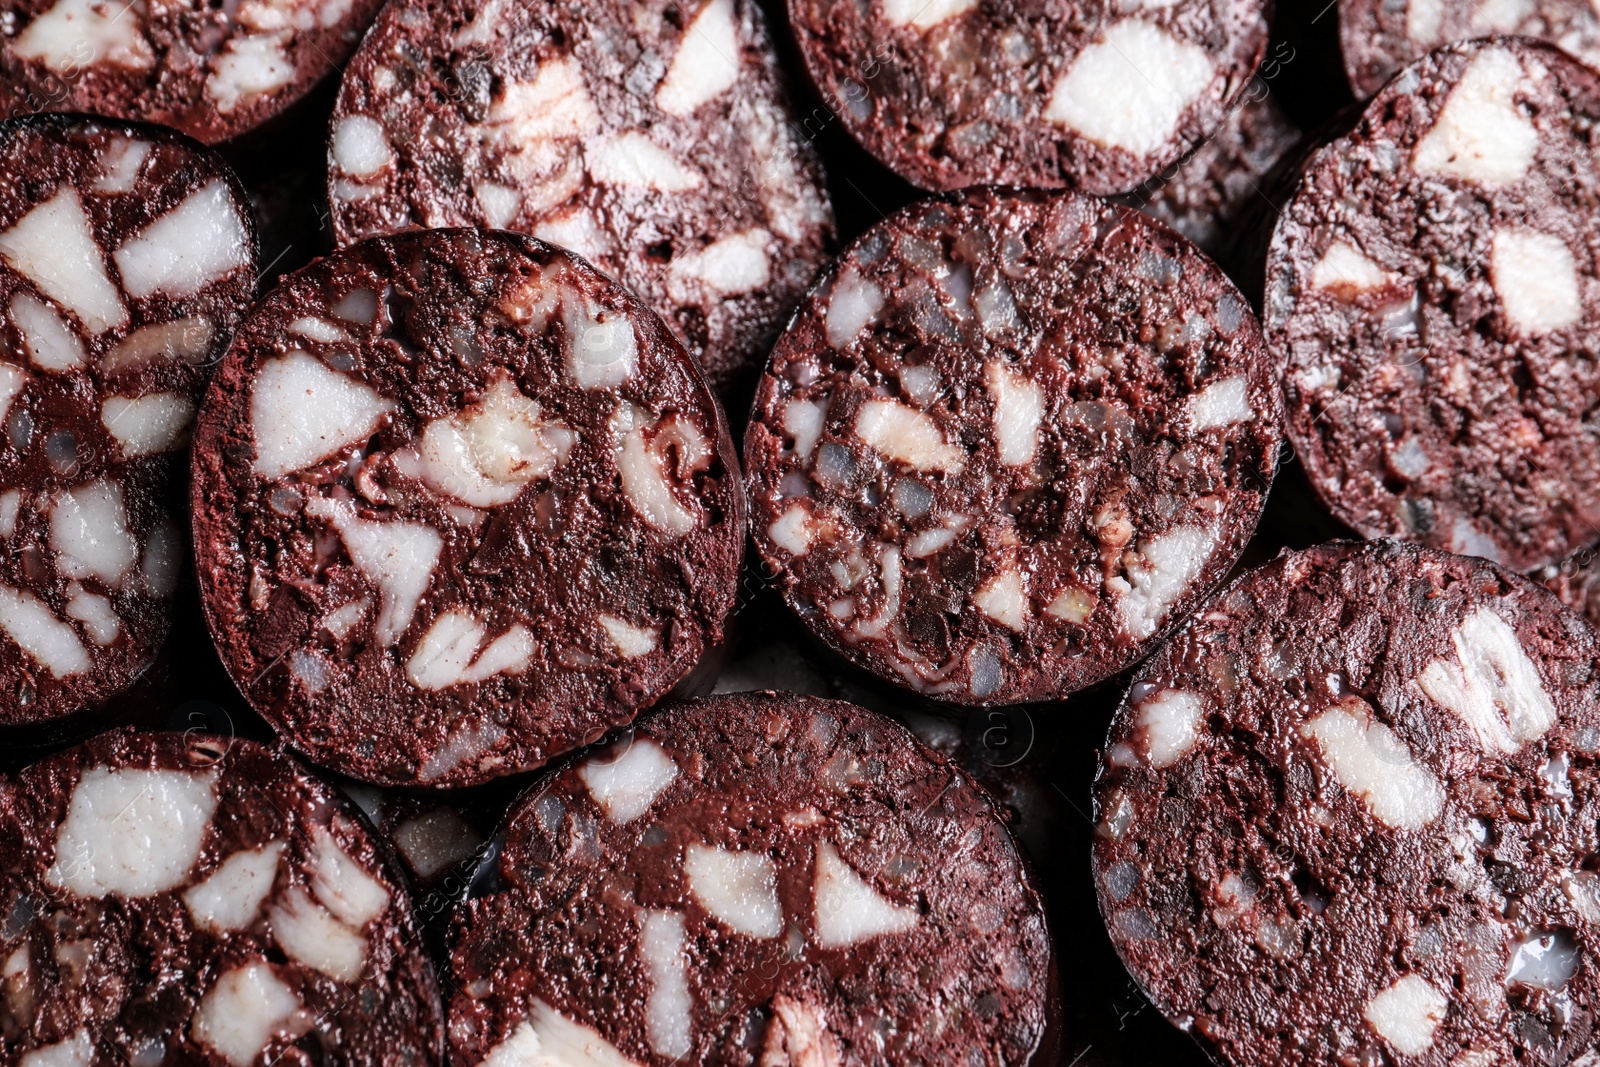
[0,0,383,143]
[326,0,835,389]
[191,228,745,788]
[1094,540,1600,1066]
[786,0,1269,195]
[0,114,257,730]
[449,692,1055,1067]
[1269,38,1600,573]
[0,728,445,1065]
[1340,0,1600,98]
[745,187,1282,706]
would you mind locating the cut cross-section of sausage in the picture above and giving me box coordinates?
[0,0,383,143]
[1340,0,1600,98]
[326,0,834,389]
[786,0,1269,195]
[0,114,257,730]
[191,228,744,788]
[1121,80,1301,262]
[449,692,1055,1067]
[1094,540,1600,1066]
[1269,38,1600,573]
[0,728,444,1065]
[745,187,1282,706]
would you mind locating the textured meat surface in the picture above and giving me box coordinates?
[0,0,382,143]
[1269,38,1600,572]
[0,729,444,1065]
[449,692,1053,1067]
[1339,0,1600,98]
[1095,540,1600,1066]
[787,0,1268,195]
[191,228,744,788]
[327,0,834,388]
[0,114,257,728]
[746,187,1282,705]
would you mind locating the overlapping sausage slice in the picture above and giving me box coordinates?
[0,0,384,142]
[449,692,1055,1067]
[1269,38,1600,572]
[745,187,1282,705]
[0,114,256,730]
[326,0,834,388]
[0,728,445,1065]
[1095,540,1600,1066]
[191,228,744,788]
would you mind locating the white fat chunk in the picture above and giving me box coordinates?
[65,587,120,646]
[599,614,659,659]
[405,610,534,690]
[101,316,214,375]
[1363,975,1448,1056]
[768,504,814,556]
[322,598,368,639]
[475,182,523,229]
[0,187,127,334]
[1413,47,1536,185]
[783,397,827,460]
[193,963,302,1067]
[184,843,285,932]
[1472,0,1537,33]
[19,1030,93,1067]
[309,826,388,930]
[974,568,1027,631]
[1115,524,1215,639]
[587,132,704,192]
[305,496,442,648]
[269,886,367,982]
[656,0,740,116]
[490,57,601,143]
[1189,375,1252,431]
[251,351,395,478]
[114,180,251,299]
[613,403,707,536]
[92,137,152,195]
[420,721,506,783]
[1311,242,1395,296]
[140,519,179,598]
[853,545,903,639]
[13,0,154,72]
[882,0,976,29]
[331,115,394,178]
[1301,701,1444,830]
[207,34,295,113]
[1416,607,1557,754]
[813,840,919,948]
[534,210,612,263]
[1136,689,1203,769]
[480,1002,645,1067]
[668,229,771,297]
[0,362,24,427]
[0,584,91,677]
[11,291,84,371]
[986,361,1042,467]
[1046,20,1213,155]
[1407,0,1443,44]
[640,910,693,1058]
[825,269,883,348]
[1491,228,1581,334]
[685,843,782,938]
[0,489,21,538]
[854,399,965,473]
[1508,930,1580,992]
[102,393,195,456]
[565,301,639,390]
[392,808,482,879]
[51,479,138,588]
[46,766,218,898]
[579,738,679,823]
[418,377,575,507]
